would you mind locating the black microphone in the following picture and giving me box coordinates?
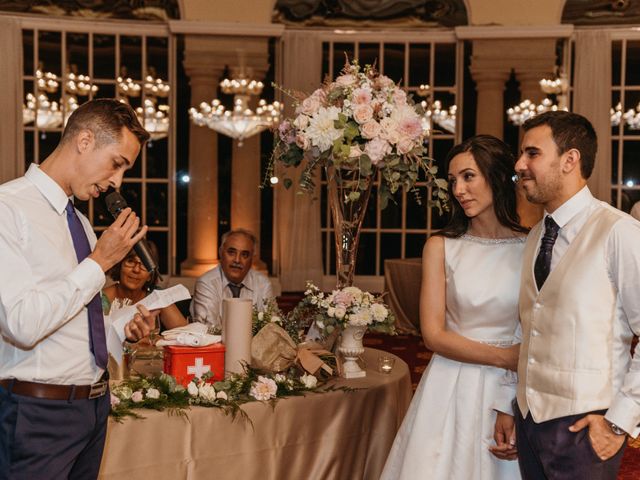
[105,192,158,274]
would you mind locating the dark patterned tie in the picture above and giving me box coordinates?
[65,200,108,368]
[534,215,560,291]
[228,283,244,298]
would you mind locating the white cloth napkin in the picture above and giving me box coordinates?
[156,322,221,347]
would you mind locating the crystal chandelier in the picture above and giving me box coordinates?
[23,69,98,129]
[611,102,640,130]
[506,73,569,126]
[117,73,170,141]
[417,84,456,134]
[189,75,282,146]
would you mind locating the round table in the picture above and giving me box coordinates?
[98,347,412,480]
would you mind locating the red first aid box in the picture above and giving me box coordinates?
[163,344,226,387]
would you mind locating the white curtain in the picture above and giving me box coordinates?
[572,30,612,203]
[274,30,324,291]
[0,17,24,184]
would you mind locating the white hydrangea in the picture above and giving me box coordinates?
[371,303,389,322]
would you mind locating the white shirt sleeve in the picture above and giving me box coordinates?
[0,201,105,348]
[604,218,640,436]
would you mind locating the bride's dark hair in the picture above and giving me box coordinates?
[435,134,529,238]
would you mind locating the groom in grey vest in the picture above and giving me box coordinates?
[492,111,640,479]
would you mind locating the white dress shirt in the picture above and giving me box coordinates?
[0,164,106,385]
[190,265,273,327]
[544,186,640,433]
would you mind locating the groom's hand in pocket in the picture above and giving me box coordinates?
[569,414,627,461]
[490,411,518,460]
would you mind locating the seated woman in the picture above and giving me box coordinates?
[102,247,188,330]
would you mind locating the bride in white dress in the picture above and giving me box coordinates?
[381,135,529,480]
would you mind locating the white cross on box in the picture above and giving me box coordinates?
[187,357,211,378]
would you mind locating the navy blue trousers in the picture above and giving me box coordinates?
[515,402,626,480]
[0,383,110,480]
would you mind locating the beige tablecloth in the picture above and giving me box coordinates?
[384,258,422,335]
[99,348,412,480]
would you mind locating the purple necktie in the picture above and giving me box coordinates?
[65,200,108,369]
[534,215,560,291]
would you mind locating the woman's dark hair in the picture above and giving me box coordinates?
[107,241,160,292]
[435,134,529,238]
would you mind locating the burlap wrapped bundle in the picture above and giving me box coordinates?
[251,323,298,372]
[251,323,335,375]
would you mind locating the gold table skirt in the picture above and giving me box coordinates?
[99,347,412,480]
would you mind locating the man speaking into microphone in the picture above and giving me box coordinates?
[0,99,158,479]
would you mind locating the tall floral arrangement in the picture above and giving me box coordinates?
[271,59,448,210]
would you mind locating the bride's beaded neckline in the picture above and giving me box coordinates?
[460,233,527,245]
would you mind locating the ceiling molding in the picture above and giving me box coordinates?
[169,20,284,37]
[455,24,574,39]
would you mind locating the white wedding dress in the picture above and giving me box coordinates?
[381,234,525,480]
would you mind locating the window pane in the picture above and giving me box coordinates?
[612,90,621,137]
[612,140,620,184]
[406,195,427,229]
[38,131,61,161]
[623,91,640,137]
[625,41,640,86]
[146,183,168,227]
[383,43,405,82]
[146,230,168,274]
[39,31,62,77]
[93,35,116,79]
[23,30,34,76]
[380,233,402,275]
[612,41,622,87]
[147,137,168,178]
[431,206,449,230]
[434,43,455,87]
[362,185,377,228]
[24,131,34,171]
[381,191,402,228]
[405,233,427,258]
[147,37,168,81]
[622,140,640,187]
[409,43,430,88]
[358,43,380,69]
[120,36,143,80]
[333,43,355,76]
[322,42,330,79]
[355,232,376,275]
[66,33,89,77]
[120,182,142,218]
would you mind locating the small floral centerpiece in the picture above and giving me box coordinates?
[300,282,396,337]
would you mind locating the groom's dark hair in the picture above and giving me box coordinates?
[436,134,529,239]
[523,111,597,179]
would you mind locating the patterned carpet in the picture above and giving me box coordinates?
[364,332,640,479]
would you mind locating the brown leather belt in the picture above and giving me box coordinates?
[0,377,108,401]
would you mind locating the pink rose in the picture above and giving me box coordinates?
[336,74,357,87]
[353,104,374,124]
[295,133,310,150]
[300,96,321,116]
[349,144,364,158]
[397,116,424,140]
[360,120,381,140]
[351,88,372,105]
[293,114,309,130]
[396,137,415,155]
[110,393,120,408]
[333,290,355,307]
[375,75,395,89]
[131,390,144,403]
[365,138,392,166]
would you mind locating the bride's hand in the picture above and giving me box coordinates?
[500,344,520,372]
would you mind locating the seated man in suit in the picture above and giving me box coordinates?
[190,229,273,328]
